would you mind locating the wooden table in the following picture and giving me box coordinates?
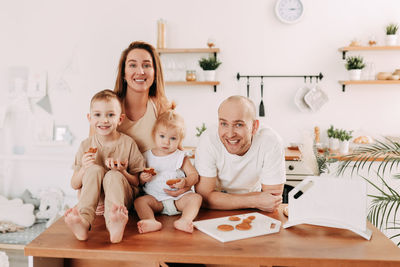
[25,205,400,267]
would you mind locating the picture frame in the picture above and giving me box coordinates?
[54,125,68,142]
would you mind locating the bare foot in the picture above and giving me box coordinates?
[174,218,193,233]
[137,219,162,234]
[108,204,128,243]
[64,207,90,240]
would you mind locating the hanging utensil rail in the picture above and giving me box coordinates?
[236,72,324,83]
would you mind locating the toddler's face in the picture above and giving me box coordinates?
[88,99,123,136]
[154,125,181,156]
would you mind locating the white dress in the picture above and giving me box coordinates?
[143,149,190,201]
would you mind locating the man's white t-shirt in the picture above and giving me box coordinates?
[195,125,286,194]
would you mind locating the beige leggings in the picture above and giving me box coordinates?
[77,165,135,227]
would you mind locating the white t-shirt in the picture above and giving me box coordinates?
[195,125,286,194]
[143,149,189,201]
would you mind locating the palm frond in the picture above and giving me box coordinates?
[362,174,400,230]
[337,138,400,178]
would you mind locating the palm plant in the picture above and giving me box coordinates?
[337,138,400,246]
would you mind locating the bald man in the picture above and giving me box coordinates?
[195,95,285,212]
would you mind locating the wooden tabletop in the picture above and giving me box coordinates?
[25,205,400,267]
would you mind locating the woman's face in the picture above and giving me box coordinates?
[124,48,155,94]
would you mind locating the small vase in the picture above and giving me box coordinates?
[385,34,398,46]
[329,138,339,152]
[203,70,216,81]
[339,140,350,155]
[348,69,362,81]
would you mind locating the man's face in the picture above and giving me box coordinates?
[218,100,258,156]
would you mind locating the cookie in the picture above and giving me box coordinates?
[113,161,125,167]
[283,206,289,217]
[228,216,241,221]
[166,178,181,186]
[247,215,256,221]
[87,147,97,153]
[242,218,252,224]
[143,167,157,176]
[217,224,234,232]
[235,222,251,231]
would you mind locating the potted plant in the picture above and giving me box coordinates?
[337,129,353,154]
[345,56,365,81]
[195,123,207,137]
[385,23,399,46]
[337,138,400,246]
[198,56,221,81]
[327,125,339,151]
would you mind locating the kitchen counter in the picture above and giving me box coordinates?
[25,205,400,267]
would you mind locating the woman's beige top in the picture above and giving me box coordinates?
[118,99,157,153]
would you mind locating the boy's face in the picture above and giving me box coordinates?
[154,125,181,156]
[87,99,124,136]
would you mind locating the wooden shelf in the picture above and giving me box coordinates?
[339,46,400,52]
[165,81,220,86]
[339,46,400,59]
[157,48,220,54]
[339,80,400,92]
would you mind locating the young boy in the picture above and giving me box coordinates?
[65,89,145,243]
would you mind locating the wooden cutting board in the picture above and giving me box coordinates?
[193,212,281,243]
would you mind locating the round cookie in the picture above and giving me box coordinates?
[217,224,234,231]
[228,216,241,221]
[235,223,251,231]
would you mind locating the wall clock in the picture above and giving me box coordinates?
[275,0,304,24]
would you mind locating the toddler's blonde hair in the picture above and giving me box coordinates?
[152,102,185,150]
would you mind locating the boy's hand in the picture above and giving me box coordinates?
[139,171,153,183]
[82,152,96,169]
[105,158,127,171]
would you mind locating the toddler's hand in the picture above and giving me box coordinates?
[172,178,186,189]
[139,172,153,183]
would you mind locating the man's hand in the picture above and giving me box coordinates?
[254,192,282,212]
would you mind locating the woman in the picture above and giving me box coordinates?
[114,41,171,153]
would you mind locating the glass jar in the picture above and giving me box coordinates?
[186,70,196,81]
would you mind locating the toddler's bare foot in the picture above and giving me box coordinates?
[137,219,162,234]
[64,207,90,240]
[174,218,193,233]
[108,204,128,243]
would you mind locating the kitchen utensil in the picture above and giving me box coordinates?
[294,86,312,112]
[283,176,372,240]
[304,85,328,112]
[246,77,250,98]
[193,212,281,243]
[259,77,265,117]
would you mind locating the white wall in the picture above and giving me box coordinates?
[1,0,400,197]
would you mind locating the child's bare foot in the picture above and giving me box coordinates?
[64,207,90,240]
[108,204,128,243]
[137,219,162,234]
[174,218,193,233]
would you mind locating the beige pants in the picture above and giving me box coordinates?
[77,165,136,227]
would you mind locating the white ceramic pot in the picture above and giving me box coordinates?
[385,34,398,46]
[339,140,350,155]
[203,70,216,81]
[329,138,339,151]
[348,69,362,81]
